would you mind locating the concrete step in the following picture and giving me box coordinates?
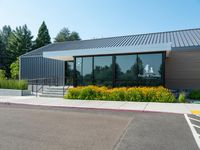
[39,86,69,98]
[43,91,66,95]
[39,94,64,98]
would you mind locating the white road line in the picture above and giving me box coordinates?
[193,125,200,129]
[189,117,200,123]
[185,114,200,149]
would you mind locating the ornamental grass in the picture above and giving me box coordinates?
[0,79,28,90]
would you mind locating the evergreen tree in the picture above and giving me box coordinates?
[0,25,12,75]
[7,25,33,62]
[54,27,81,42]
[35,21,51,48]
[0,25,12,45]
[0,35,4,69]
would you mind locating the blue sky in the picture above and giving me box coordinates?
[0,0,200,40]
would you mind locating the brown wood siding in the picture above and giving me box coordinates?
[165,50,200,89]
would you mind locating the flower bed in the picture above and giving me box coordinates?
[64,86,176,103]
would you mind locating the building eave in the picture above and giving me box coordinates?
[43,43,172,61]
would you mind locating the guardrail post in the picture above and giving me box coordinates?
[36,80,38,97]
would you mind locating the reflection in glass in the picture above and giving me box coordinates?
[74,53,164,87]
[65,61,74,85]
[76,57,82,85]
[82,57,93,85]
[138,54,163,86]
[115,55,138,86]
[94,56,112,86]
[76,57,93,85]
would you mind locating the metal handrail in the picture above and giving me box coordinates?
[28,76,72,97]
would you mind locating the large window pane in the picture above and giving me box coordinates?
[94,56,112,86]
[82,57,93,85]
[115,55,137,86]
[76,57,82,85]
[138,53,163,86]
[65,61,74,85]
[75,57,93,86]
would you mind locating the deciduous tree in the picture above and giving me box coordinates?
[54,27,81,42]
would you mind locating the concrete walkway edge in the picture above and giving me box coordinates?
[0,96,200,114]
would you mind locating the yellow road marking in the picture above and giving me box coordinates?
[191,110,200,115]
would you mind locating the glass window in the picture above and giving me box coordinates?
[65,61,74,85]
[75,57,93,86]
[115,55,138,86]
[75,57,83,85]
[75,53,164,87]
[137,53,163,86]
[82,57,93,85]
[94,56,112,86]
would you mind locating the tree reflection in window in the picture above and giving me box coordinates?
[115,55,138,86]
[65,61,74,85]
[94,56,112,86]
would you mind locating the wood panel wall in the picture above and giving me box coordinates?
[165,50,200,89]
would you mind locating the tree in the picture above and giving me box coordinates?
[54,28,70,42]
[10,58,19,79]
[0,69,6,80]
[54,27,81,42]
[0,35,4,68]
[69,32,80,41]
[0,25,12,45]
[0,25,12,75]
[7,25,33,61]
[35,21,51,48]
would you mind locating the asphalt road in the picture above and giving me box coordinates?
[0,103,198,150]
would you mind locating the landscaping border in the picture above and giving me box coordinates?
[0,89,31,96]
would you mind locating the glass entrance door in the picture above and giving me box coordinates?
[65,61,74,85]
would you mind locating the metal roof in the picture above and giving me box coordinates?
[22,28,200,57]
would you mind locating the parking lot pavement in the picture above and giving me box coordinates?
[185,114,200,149]
[116,113,199,150]
[0,103,199,150]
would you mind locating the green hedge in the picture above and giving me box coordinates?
[64,86,176,103]
[0,79,28,90]
[188,90,200,100]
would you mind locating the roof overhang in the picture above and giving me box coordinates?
[43,43,172,61]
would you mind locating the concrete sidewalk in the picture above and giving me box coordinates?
[0,96,200,114]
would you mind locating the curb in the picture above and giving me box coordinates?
[0,101,185,115]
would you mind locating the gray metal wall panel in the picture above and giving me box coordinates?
[20,56,65,85]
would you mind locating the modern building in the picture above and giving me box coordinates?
[20,28,200,89]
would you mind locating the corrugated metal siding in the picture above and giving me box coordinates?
[20,57,64,85]
[21,28,200,57]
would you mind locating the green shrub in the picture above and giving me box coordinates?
[10,58,19,79]
[0,69,6,80]
[0,79,27,90]
[64,87,81,99]
[64,86,176,103]
[108,88,126,101]
[126,88,142,101]
[188,90,200,100]
[153,87,176,103]
[78,87,97,100]
[178,92,185,103]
